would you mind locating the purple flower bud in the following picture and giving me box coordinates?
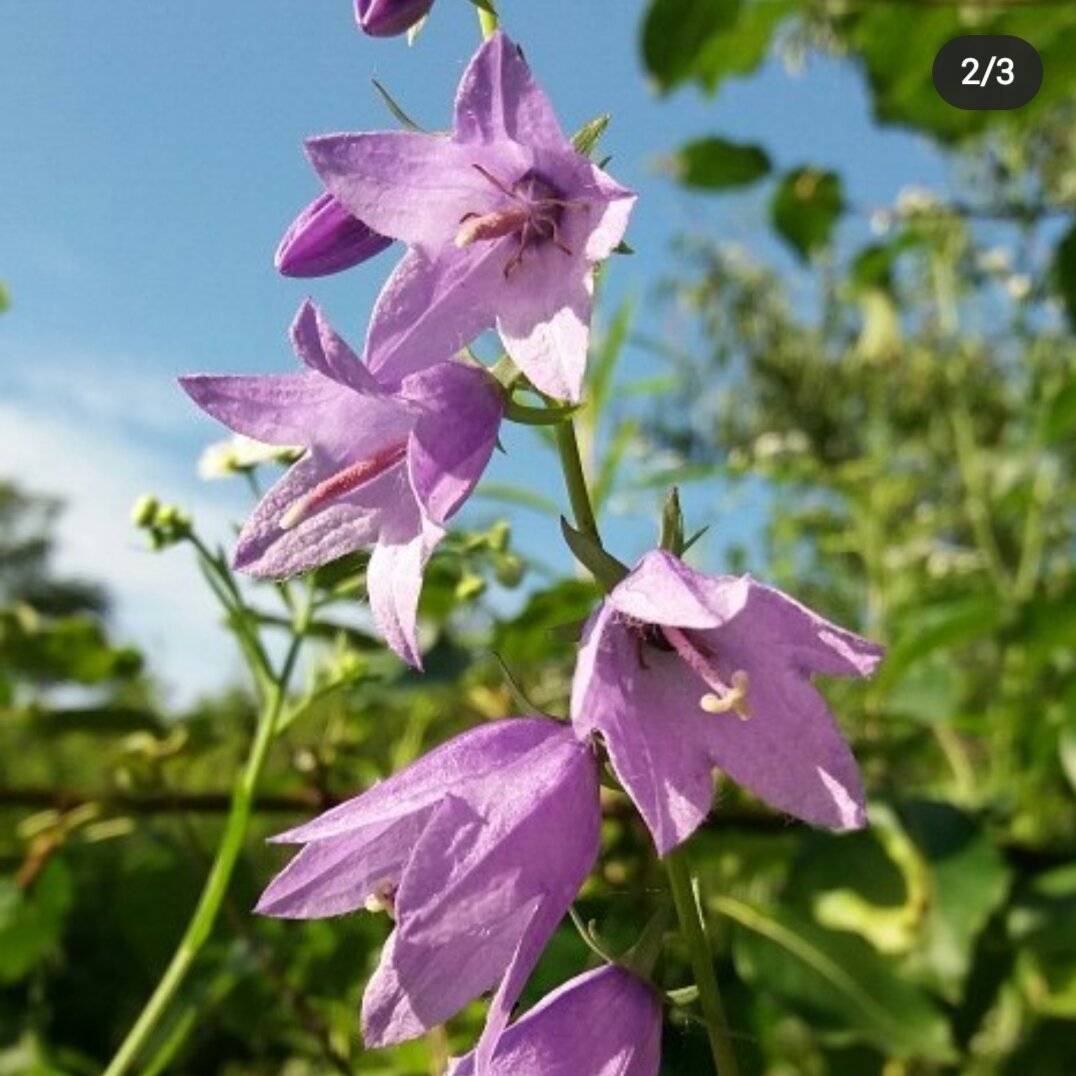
[275,192,393,278]
[355,0,434,37]
[450,965,662,1076]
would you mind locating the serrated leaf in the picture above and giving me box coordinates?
[668,137,771,191]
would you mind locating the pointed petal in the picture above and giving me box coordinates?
[453,31,569,153]
[273,718,566,846]
[608,550,750,630]
[495,252,592,402]
[571,603,716,854]
[255,812,427,918]
[450,965,662,1076]
[307,131,526,253]
[366,511,444,667]
[401,363,504,524]
[232,454,393,578]
[180,372,340,446]
[290,298,385,394]
[364,245,504,386]
[364,728,600,1048]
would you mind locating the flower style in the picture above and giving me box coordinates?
[180,298,504,666]
[356,0,434,37]
[275,191,393,278]
[449,964,661,1076]
[256,718,602,1058]
[305,30,636,401]
[571,550,884,854]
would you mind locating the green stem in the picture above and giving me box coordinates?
[555,420,601,545]
[666,846,741,1076]
[103,603,311,1076]
[477,1,498,39]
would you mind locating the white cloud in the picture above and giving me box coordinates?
[0,370,261,704]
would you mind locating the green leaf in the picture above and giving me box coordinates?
[559,517,629,592]
[642,0,743,92]
[717,894,956,1061]
[371,78,425,132]
[1009,865,1076,1017]
[0,282,9,313]
[0,861,73,984]
[1045,376,1076,442]
[771,168,844,261]
[668,136,771,191]
[1054,224,1076,332]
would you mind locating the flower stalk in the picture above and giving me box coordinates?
[102,582,312,1076]
[476,0,498,39]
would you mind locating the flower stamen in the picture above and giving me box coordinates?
[662,626,752,721]
[363,878,398,918]
[280,441,408,530]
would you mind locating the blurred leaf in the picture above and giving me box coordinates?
[1054,224,1076,332]
[1009,865,1076,1016]
[1045,376,1076,442]
[592,419,640,510]
[718,894,956,1061]
[0,861,73,984]
[669,136,771,191]
[588,296,634,422]
[642,0,742,92]
[771,168,843,260]
[897,802,1011,1001]
[0,282,9,313]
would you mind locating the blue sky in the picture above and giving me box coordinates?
[0,0,951,699]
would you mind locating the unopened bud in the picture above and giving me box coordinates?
[130,495,159,528]
[455,573,487,602]
[275,191,393,278]
[355,0,435,39]
[494,553,525,588]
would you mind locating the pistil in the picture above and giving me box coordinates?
[661,626,752,721]
[279,441,408,530]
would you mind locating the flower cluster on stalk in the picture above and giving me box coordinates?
[184,24,883,1076]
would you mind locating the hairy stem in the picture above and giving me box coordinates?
[103,597,311,1076]
[666,846,741,1076]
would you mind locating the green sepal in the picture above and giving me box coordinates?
[571,113,611,158]
[560,517,629,593]
[505,398,582,426]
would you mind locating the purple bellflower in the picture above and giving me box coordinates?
[275,191,393,278]
[305,31,636,401]
[572,550,884,854]
[180,299,504,667]
[449,964,661,1076]
[356,0,434,37]
[255,718,602,1059]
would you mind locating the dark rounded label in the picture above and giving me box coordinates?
[933,35,1042,111]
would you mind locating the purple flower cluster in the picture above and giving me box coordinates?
[183,29,882,1075]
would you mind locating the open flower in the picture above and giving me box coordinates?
[180,298,504,666]
[256,718,601,1057]
[571,550,884,854]
[305,30,635,401]
[449,964,661,1076]
[275,191,393,278]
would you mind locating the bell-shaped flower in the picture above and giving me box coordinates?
[275,191,393,278]
[356,0,434,37]
[571,550,884,854]
[256,718,602,1057]
[305,30,635,402]
[180,298,504,666]
[449,963,661,1076]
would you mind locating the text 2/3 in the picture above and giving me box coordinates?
[934,35,1042,110]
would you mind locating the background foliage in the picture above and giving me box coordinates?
[2,1,1075,1073]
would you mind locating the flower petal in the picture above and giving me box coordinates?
[495,250,592,402]
[290,298,385,395]
[450,965,662,1076]
[363,245,504,386]
[572,603,716,854]
[233,454,396,579]
[402,363,504,524]
[453,31,569,153]
[179,372,341,447]
[307,131,527,253]
[366,510,444,667]
[608,550,750,630]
